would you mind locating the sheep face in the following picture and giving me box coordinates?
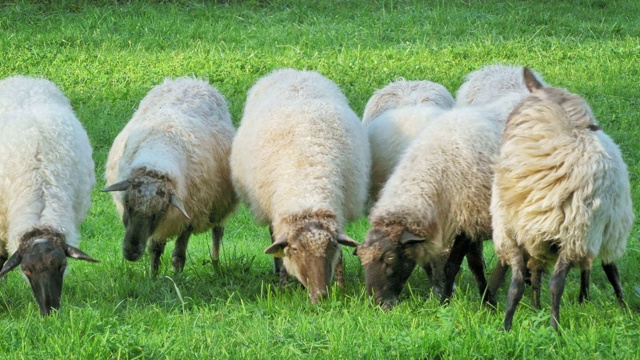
[356,227,427,309]
[102,170,189,262]
[265,221,358,304]
[0,228,97,316]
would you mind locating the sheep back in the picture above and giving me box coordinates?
[492,87,633,264]
[231,68,371,229]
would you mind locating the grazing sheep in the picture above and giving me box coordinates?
[356,103,504,309]
[492,69,634,332]
[0,75,98,316]
[456,64,546,107]
[362,79,455,124]
[104,77,236,274]
[363,79,455,203]
[362,79,455,296]
[231,68,369,303]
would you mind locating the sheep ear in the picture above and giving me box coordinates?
[101,179,131,192]
[399,230,426,245]
[66,245,99,263]
[264,236,288,258]
[169,193,190,219]
[0,252,22,279]
[523,68,544,92]
[337,233,359,248]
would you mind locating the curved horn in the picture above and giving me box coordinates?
[0,252,22,279]
[169,193,190,219]
[337,233,359,247]
[66,245,99,263]
[101,179,132,192]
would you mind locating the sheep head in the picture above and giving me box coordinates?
[102,168,189,262]
[264,219,358,304]
[355,225,429,310]
[0,227,98,316]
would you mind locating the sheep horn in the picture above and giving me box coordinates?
[0,252,22,280]
[169,193,190,219]
[65,245,99,263]
[101,179,132,192]
[337,233,359,247]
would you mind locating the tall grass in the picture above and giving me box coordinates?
[0,0,639,358]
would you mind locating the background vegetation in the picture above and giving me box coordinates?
[1,0,639,358]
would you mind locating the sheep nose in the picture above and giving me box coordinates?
[309,289,328,304]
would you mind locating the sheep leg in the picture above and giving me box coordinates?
[503,252,526,332]
[172,226,193,273]
[269,224,283,275]
[440,233,470,305]
[465,240,495,307]
[578,269,590,304]
[211,225,224,270]
[487,261,509,298]
[335,251,345,290]
[528,259,543,310]
[0,255,6,269]
[279,264,289,291]
[149,240,166,276]
[549,256,572,333]
[602,262,625,307]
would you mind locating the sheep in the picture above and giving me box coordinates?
[361,79,455,296]
[0,75,98,316]
[363,79,455,203]
[455,63,546,107]
[356,103,504,309]
[492,68,634,332]
[103,77,236,274]
[230,68,369,303]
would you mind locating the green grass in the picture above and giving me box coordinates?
[1,0,640,358]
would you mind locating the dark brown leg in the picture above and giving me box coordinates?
[528,259,543,310]
[549,255,572,333]
[335,252,345,289]
[279,264,288,291]
[0,254,7,269]
[465,240,495,307]
[440,233,470,305]
[503,252,526,332]
[172,226,193,273]
[269,224,282,275]
[211,225,224,270]
[487,261,509,297]
[422,262,434,282]
[602,262,625,307]
[148,240,166,276]
[578,269,590,304]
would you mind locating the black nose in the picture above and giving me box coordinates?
[123,250,142,261]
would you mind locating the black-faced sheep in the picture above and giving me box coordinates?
[104,77,236,274]
[0,75,98,316]
[356,104,503,309]
[492,69,634,332]
[230,68,369,303]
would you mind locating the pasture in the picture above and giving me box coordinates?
[1,0,639,358]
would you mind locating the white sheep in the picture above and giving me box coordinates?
[362,79,455,124]
[0,75,98,316]
[361,79,455,296]
[231,68,369,303]
[456,63,546,107]
[363,79,455,203]
[103,77,236,274]
[356,103,504,309]
[492,69,634,332]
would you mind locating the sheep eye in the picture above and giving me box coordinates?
[384,255,394,264]
[290,246,299,254]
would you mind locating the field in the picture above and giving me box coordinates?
[1,0,639,358]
